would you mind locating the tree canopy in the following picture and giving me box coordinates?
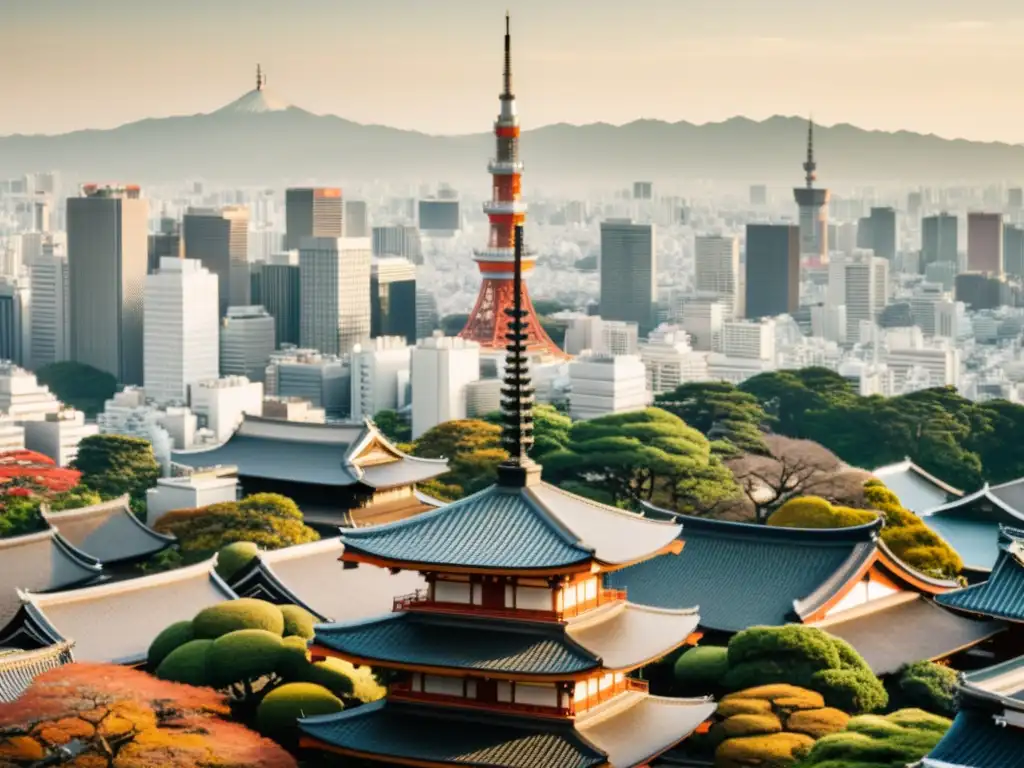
[71,434,161,502]
[654,381,769,456]
[483,404,572,460]
[411,419,506,500]
[372,409,411,444]
[35,361,119,418]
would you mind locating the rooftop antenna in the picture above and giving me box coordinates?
[256,64,264,91]
[502,11,513,99]
[803,114,817,188]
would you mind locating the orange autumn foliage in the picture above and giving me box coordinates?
[0,662,296,768]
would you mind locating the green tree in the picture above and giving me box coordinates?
[372,409,411,443]
[35,361,118,418]
[543,408,739,512]
[483,404,571,460]
[739,369,854,439]
[412,419,507,500]
[153,494,319,560]
[0,486,103,539]
[655,381,770,455]
[888,661,958,717]
[71,434,160,501]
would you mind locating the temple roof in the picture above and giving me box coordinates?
[0,641,74,703]
[171,416,448,489]
[0,529,102,629]
[301,699,607,768]
[920,480,1024,572]
[314,612,601,677]
[963,654,1024,702]
[811,593,1004,675]
[871,458,962,513]
[1,559,236,664]
[937,527,1024,622]
[605,514,882,632]
[300,693,715,768]
[41,495,175,565]
[227,538,425,622]
[341,483,681,573]
[564,601,700,671]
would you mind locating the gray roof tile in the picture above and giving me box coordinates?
[937,527,1024,622]
[42,495,174,565]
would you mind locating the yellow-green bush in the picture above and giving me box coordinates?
[147,620,194,668]
[205,629,284,689]
[768,496,878,529]
[674,645,730,691]
[276,635,311,680]
[280,604,316,640]
[214,541,260,581]
[800,708,951,767]
[720,713,783,737]
[192,598,285,639]
[722,684,825,710]
[787,707,850,738]
[155,639,213,686]
[256,683,343,738]
[715,732,815,768]
[717,698,773,718]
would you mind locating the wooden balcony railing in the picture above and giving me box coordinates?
[391,587,628,622]
[389,684,571,719]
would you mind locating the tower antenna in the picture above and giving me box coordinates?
[257,64,263,91]
[803,115,816,188]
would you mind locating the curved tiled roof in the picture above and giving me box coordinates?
[300,699,607,768]
[937,527,1024,622]
[871,458,962,513]
[341,482,681,572]
[41,495,174,565]
[605,514,882,632]
[315,612,600,676]
[0,641,74,703]
[565,602,700,672]
[925,707,1024,768]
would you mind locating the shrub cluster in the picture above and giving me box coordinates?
[799,708,951,767]
[768,496,878,529]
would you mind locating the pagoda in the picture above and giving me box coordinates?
[458,14,566,360]
[298,225,715,767]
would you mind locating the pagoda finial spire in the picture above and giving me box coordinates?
[496,225,540,488]
[502,11,513,99]
[803,115,816,188]
[256,64,263,91]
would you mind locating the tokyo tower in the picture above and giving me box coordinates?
[458,14,566,359]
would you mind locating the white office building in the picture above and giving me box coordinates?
[639,326,709,395]
[681,299,726,352]
[811,304,847,344]
[834,251,890,341]
[466,378,503,417]
[411,333,480,439]
[220,306,276,383]
[350,337,412,422]
[0,363,62,422]
[189,376,264,443]
[884,328,960,391]
[0,416,25,452]
[144,257,220,405]
[568,353,650,421]
[562,315,639,356]
[722,319,777,361]
[264,348,350,417]
[23,409,98,466]
[28,253,70,369]
[695,235,742,318]
[299,236,371,355]
[0,276,31,367]
[146,473,239,526]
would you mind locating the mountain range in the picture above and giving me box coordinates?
[1,86,1022,188]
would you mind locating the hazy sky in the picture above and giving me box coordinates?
[2,0,1022,141]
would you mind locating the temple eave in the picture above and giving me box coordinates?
[340,549,597,578]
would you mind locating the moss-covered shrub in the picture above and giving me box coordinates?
[717,698,773,718]
[193,598,285,639]
[205,629,284,689]
[303,658,357,699]
[787,707,850,738]
[277,635,311,680]
[720,713,783,737]
[256,683,343,738]
[674,645,730,692]
[722,684,825,710]
[147,620,195,668]
[155,639,213,686]
[889,661,957,717]
[715,732,815,768]
[768,497,878,529]
[800,708,951,767]
[280,604,316,640]
[214,541,260,581]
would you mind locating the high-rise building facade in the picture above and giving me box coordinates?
[251,251,300,348]
[793,119,830,266]
[695,235,741,318]
[144,257,220,405]
[842,251,890,340]
[220,306,276,383]
[599,219,656,335]
[28,253,69,370]
[1004,223,1024,278]
[342,200,370,238]
[967,212,1004,275]
[147,217,182,274]
[864,207,897,261]
[299,236,371,355]
[744,224,799,319]
[183,205,250,315]
[67,184,148,384]
[411,333,480,439]
[0,277,30,366]
[372,224,422,265]
[349,336,412,422]
[370,257,417,344]
[285,188,342,250]
[921,213,958,269]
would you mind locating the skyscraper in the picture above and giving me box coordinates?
[866,207,897,261]
[599,219,656,335]
[0,277,29,366]
[299,237,371,355]
[183,206,250,315]
[1004,223,1024,278]
[793,119,830,266]
[28,253,69,370]
[143,257,220,405]
[921,213,958,269]
[285,188,343,250]
[744,224,799,319]
[695,235,741,318]
[842,251,890,340]
[147,217,182,274]
[372,224,422,265]
[342,200,370,238]
[251,251,300,347]
[967,212,1004,275]
[371,257,417,344]
[220,306,276,383]
[67,184,148,384]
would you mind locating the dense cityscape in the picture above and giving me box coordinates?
[0,5,1022,768]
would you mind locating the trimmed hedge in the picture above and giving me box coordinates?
[280,604,316,640]
[304,658,356,698]
[889,661,957,717]
[147,620,194,668]
[155,639,213,686]
[720,713,783,737]
[256,683,343,738]
[787,707,850,738]
[768,497,878,529]
[715,732,815,768]
[205,629,284,689]
[192,598,285,639]
[674,645,729,690]
[717,698,773,718]
[799,708,951,767]
[722,684,825,710]
[214,541,260,581]
[277,635,311,680]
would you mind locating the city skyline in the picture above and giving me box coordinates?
[4,0,1024,143]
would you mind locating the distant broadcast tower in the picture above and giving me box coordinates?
[458,14,566,359]
[256,64,265,91]
[793,118,830,267]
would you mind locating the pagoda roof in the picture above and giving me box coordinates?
[171,415,448,490]
[564,601,700,672]
[0,641,74,703]
[227,538,425,623]
[921,481,1024,572]
[314,611,600,677]
[340,482,682,574]
[299,693,715,768]
[937,527,1024,622]
[605,514,882,632]
[871,458,962,513]
[0,559,236,664]
[811,592,1004,675]
[41,495,175,566]
[0,529,102,630]
[962,654,1024,702]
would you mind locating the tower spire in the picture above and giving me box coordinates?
[496,225,540,487]
[257,64,263,92]
[803,115,816,188]
[503,11,513,99]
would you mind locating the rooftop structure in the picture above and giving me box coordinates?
[458,14,565,360]
[871,458,963,514]
[297,219,714,766]
[937,526,1024,623]
[793,118,830,266]
[0,641,74,704]
[171,414,447,529]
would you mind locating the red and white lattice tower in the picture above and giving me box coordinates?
[458,13,566,359]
